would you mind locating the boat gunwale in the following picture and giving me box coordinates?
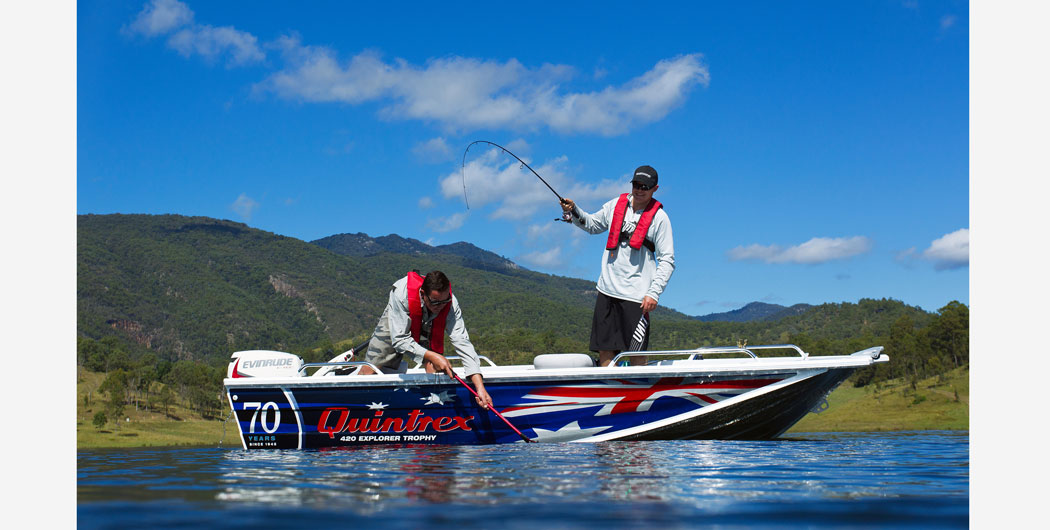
[223,352,887,389]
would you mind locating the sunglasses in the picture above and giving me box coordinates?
[424,292,452,307]
[632,182,653,191]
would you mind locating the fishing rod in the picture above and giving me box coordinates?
[450,371,535,443]
[461,140,579,223]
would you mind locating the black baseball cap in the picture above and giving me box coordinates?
[632,165,658,188]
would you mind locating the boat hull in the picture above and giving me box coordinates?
[617,367,854,440]
[224,356,875,449]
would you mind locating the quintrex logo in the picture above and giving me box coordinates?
[317,408,475,438]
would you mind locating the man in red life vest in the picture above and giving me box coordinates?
[359,270,493,409]
[559,165,675,367]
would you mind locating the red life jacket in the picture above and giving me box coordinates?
[605,193,663,252]
[405,271,451,353]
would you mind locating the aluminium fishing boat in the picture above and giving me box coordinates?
[223,344,888,449]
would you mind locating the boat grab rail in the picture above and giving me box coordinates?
[299,361,386,376]
[412,355,498,369]
[608,343,809,367]
[299,355,498,377]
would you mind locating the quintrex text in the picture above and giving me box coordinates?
[317,408,475,438]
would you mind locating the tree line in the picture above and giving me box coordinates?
[79,298,968,425]
[848,301,968,387]
[79,336,226,429]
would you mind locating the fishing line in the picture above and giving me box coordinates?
[460,140,578,222]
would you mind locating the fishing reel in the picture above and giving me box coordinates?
[555,200,581,223]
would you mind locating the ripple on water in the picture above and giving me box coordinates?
[78,431,969,529]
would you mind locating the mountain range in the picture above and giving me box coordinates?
[314,234,816,323]
[693,302,815,323]
[77,214,935,364]
[311,232,521,273]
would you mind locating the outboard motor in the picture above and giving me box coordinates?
[228,350,304,378]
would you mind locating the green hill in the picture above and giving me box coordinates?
[76,213,968,447]
[77,213,965,384]
[77,214,692,364]
[311,232,522,273]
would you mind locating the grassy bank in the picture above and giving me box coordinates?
[77,367,234,449]
[788,364,969,433]
[77,364,969,449]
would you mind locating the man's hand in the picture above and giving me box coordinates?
[423,351,453,378]
[470,374,493,410]
[640,295,658,314]
[560,198,576,213]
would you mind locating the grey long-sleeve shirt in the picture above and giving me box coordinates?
[572,194,675,303]
[367,276,482,377]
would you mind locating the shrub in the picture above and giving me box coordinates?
[92,411,107,430]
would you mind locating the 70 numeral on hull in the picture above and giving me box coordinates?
[243,401,281,433]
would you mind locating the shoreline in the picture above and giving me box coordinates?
[77,365,968,450]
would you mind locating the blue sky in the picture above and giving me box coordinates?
[76,0,970,316]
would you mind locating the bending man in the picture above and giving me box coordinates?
[359,270,493,409]
[560,165,675,367]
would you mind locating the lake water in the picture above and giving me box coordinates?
[78,431,968,529]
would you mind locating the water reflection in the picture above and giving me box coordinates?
[594,441,671,501]
[78,432,969,521]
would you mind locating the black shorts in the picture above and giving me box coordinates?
[590,292,650,352]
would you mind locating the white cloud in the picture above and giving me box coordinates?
[127,0,193,36]
[445,145,624,221]
[168,25,264,67]
[517,247,565,268]
[412,137,453,163]
[418,196,434,209]
[128,0,263,67]
[514,221,587,270]
[525,222,558,243]
[129,5,707,134]
[259,37,708,135]
[426,212,468,233]
[728,236,873,264]
[940,15,957,31]
[231,193,259,220]
[922,228,968,270]
[531,54,710,135]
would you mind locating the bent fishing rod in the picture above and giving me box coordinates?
[461,140,579,223]
[450,371,535,443]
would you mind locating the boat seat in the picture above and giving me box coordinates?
[533,353,595,369]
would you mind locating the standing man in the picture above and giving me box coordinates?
[560,165,675,367]
[359,270,493,409]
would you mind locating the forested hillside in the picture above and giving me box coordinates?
[312,232,521,273]
[77,213,968,423]
[77,214,689,364]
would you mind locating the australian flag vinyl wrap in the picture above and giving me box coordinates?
[494,375,785,442]
[228,374,786,448]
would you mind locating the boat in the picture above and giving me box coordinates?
[223,343,888,449]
